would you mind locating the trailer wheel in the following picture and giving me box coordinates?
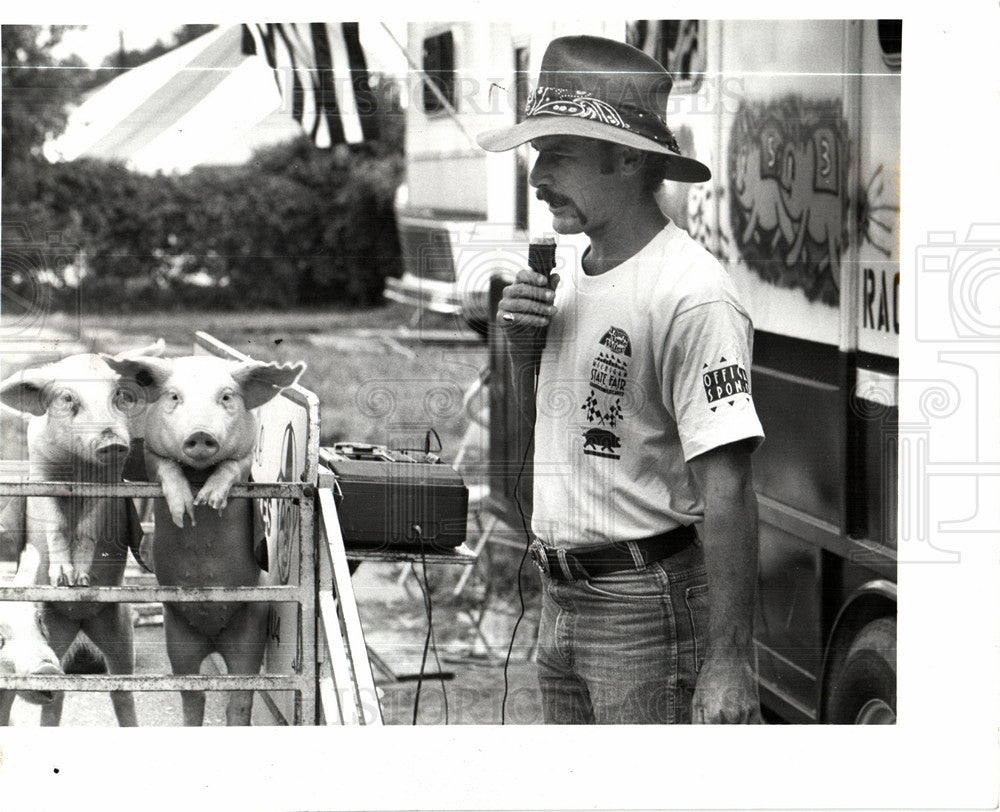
[826,617,896,724]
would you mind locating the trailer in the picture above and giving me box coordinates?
[390,18,901,723]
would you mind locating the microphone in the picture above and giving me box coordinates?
[526,238,557,374]
[528,237,557,280]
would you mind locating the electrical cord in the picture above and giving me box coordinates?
[501,239,556,724]
[411,541,449,725]
[500,367,540,725]
[423,549,450,722]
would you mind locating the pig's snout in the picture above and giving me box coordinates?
[18,660,63,705]
[94,429,130,459]
[183,431,220,462]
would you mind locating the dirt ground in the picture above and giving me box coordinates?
[352,551,544,725]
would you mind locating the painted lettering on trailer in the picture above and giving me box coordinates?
[861,267,900,334]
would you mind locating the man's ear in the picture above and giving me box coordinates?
[618,146,647,177]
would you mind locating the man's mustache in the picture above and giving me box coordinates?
[536,187,571,207]
[536,187,587,225]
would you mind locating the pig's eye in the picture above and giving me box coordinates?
[221,392,234,405]
[112,388,138,411]
[55,392,79,415]
[167,392,181,403]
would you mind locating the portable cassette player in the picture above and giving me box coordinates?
[319,443,468,550]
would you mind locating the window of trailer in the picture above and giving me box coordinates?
[422,30,457,114]
[626,20,706,90]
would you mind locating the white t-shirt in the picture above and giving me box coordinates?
[531,221,764,548]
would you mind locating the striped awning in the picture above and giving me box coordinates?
[241,23,379,147]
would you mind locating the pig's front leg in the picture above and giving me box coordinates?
[69,499,105,587]
[30,497,73,586]
[146,451,196,528]
[194,454,253,514]
[47,529,74,586]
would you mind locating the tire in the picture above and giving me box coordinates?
[826,617,896,724]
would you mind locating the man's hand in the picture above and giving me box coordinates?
[497,268,559,351]
[692,655,762,724]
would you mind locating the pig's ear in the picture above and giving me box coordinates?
[232,361,306,410]
[101,355,173,392]
[0,369,53,416]
[112,338,166,361]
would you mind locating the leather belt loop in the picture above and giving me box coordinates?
[555,548,575,581]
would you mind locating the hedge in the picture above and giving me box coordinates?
[1,135,403,313]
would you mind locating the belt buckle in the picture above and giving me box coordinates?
[529,539,550,577]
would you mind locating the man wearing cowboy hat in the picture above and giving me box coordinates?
[481,35,765,724]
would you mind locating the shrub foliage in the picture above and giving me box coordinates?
[3,133,403,313]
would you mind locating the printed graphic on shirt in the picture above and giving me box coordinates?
[702,356,752,412]
[598,326,632,357]
[580,326,632,459]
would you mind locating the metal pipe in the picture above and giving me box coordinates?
[0,481,308,499]
[0,674,309,692]
[0,585,303,603]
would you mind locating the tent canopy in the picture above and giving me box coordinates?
[44,24,373,174]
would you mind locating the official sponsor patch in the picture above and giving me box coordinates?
[702,357,751,411]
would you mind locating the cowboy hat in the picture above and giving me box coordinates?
[477,35,711,183]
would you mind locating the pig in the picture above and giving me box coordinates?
[102,354,305,726]
[0,342,163,726]
[0,600,63,721]
[732,116,797,252]
[1,452,63,722]
[778,131,844,277]
[583,427,621,453]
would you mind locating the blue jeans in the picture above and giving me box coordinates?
[535,542,709,724]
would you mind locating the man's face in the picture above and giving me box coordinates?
[528,135,621,235]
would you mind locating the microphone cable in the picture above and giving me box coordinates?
[410,546,449,724]
[411,539,449,725]
[500,238,556,724]
[500,375,539,725]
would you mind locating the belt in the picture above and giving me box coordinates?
[529,525,696,582]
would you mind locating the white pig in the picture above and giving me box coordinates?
[2,465,60,720]
[102,354,304,726]
[0,343,162,726]
[0,600,63,718]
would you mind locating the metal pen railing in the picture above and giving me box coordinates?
[0,478,317,725]
[0,331,334,726]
